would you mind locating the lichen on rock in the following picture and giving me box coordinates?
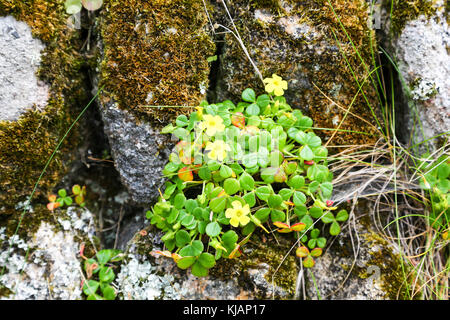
[116,225,297,300]
[0,0,89,215]
[0,1,91,298]
[380,0,449,150]
[0,207,96,300]
[0,16,49,121]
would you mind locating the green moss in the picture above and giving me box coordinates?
[2,204,57,239]
[384,0,438,34]
[0,1,88,219]
[99,0,215,125]
[0,286,12,298]
[356,231,418,300]
[209,233,298,298]
[446,0,450,21]
[215,0,381,148]
[251,0,282,11]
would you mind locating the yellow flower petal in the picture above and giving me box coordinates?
[274,87,284,96]
[239,215,250,226]
[196,106,203,119]
[265,83,275,93]
[232,201,242,209]
[209,150,217,160]
[230,217,240,227]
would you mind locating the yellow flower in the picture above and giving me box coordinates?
[205,140,231,162]
[196,106,203,119]
[263,74,288,96]
[200,114,225,136]
[225,201,251,227]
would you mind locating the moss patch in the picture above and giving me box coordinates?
[99,0,215,125]
[252,0,282,11]
[353,208,418,300]
[0,1,88,218]
[214,0,381,149]
[383,0,438,34]
[357,231,417,300]
[209,233,298,298]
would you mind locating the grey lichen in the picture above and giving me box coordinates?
[115,256,184,300]
[0,16,49,121]
[0,207,95,300]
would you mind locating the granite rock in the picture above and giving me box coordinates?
[380,1,450,149]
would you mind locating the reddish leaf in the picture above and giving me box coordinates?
[231,112,245,129]
[310,248,323,257]
[273,221,290,229]
[290,222,306,232]
[277,228,293,234]
[228,244,241,259]
[303,256,315,268]
[171,253,182,263]
[296,246,309,258]
[274,167,287,183]
[75,195,84,205]
[151,250,172,258]
[178,167,194,182]
[72,184,81,195]
[47,202,59,211]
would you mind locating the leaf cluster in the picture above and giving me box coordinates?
[82,249,123,300]
[149,87,348,273]
[417,154,450,234]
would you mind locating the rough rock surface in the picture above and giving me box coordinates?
[98,100,173,206]
[381,1,450,147]
[114,225,294,300]
[0,207,95,300]
[0,16,49,121]
[0,1,92,301]
[306,203,405,300]
[116,204,408,300]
